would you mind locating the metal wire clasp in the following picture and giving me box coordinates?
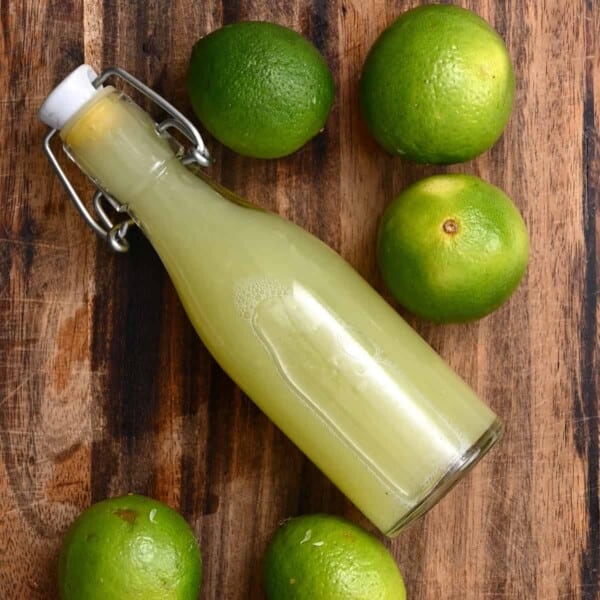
[42,66,212,253]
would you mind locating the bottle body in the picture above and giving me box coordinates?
[62,90,501,535]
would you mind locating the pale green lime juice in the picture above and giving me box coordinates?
[61,89,501,535]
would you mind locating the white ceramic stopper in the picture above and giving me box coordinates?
[38,64,101,130]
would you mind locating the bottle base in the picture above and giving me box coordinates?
[384,417,504,537]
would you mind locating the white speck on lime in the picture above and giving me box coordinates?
[300,529,312,544]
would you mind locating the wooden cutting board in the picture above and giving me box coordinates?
[1,1,598,598]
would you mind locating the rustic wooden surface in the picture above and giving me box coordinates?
[0,0,598,598]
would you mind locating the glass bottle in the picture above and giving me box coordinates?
[40,65,502,536]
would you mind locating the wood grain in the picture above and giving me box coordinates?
[0,0,598,598]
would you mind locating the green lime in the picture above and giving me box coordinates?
[58,495,202,600]
[360,4,515,164]
[377,174,529,323]
[263,514,406,599]
[188,21,334,159]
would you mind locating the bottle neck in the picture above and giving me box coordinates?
[61,89,265,246]
[61,89,182,212]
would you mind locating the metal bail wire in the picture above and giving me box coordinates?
[42,66,213,253]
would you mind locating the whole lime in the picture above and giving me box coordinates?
[58,495,202,600]
[377,174,529,322]
[360,4,515,164]
[263,514,406,599]
[188,21,334,159]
